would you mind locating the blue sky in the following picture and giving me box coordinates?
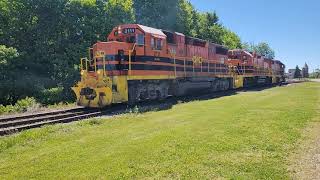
[190,0,320,71]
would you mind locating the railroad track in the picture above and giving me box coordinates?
[0,108,106,136]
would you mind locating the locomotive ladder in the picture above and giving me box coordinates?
[128,43,137,76]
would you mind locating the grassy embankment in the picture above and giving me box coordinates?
[0,82,319,179]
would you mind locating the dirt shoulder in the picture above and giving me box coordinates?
[289,122,320,179]
[289,82,320,179]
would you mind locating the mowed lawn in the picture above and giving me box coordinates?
[0,83,319,179]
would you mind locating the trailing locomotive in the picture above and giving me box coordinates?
[72,24,285,108]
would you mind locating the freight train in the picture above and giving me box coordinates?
[72,24,285,108]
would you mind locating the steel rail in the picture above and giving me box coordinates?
[0,108,105,136]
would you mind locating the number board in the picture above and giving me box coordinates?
[123,28,135,34]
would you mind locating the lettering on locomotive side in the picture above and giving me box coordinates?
[192,56,203,65]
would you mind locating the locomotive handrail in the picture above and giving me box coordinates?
[173,55,176,77]
[80,58,88,71]
[94,56,97,72]
[129,43,137,76]
[169,49,177,78]
[103,53,106,76]
[93,51,105,74]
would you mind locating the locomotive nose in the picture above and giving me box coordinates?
[72,85,113,108]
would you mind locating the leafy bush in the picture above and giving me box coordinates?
[0,88,76,115]
[0,45,20,105]
[0,105,7,114]
[0,97,40,115]
[37,87,64,105]
[15,97,39,112]
[0,45,19,65]
[34,86,76,105]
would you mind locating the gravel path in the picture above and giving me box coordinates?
[289,81,320,179]
[290,122,320,180]
[311,79,320,83]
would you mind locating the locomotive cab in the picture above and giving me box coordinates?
[72,24,165,107]
[227,49,254,75]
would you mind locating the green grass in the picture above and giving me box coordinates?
[0,83,319,179]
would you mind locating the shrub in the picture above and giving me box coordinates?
[0,97,40,115]
[0,104,17,115]
[15,97,39,112]
[37,87,64,105]
[0,105,6,114]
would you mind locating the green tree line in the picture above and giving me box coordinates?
[310,69,320,79]
[242,42,275,59]
[0,0,274,106]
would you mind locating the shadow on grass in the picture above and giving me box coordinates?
[99,84,280,116]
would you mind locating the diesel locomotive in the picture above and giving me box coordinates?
[72,24,285,108]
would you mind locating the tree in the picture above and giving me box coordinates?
[242,42,256,52]
[242,42,275,59]
[294,66,302,79]
[175,0,198,36]
[0,45,19,104]
[197,12,222,43]
[196,11,242,48]
[205,12,219,26]
[0,45,18,66]
[310,69,320,79]
[222,28,242,49]
[133,0,179,31]
[0,0,135,104]
[255,42,275,59]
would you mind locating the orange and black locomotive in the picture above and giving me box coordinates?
[72,24,285,107]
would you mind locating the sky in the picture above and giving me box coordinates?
[189,0,320,72]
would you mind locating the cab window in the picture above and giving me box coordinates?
[126,36,135,43]
[156,39,162,50]
[151,38,155,49]
[151,37,162,50]
[137,34,145,45]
